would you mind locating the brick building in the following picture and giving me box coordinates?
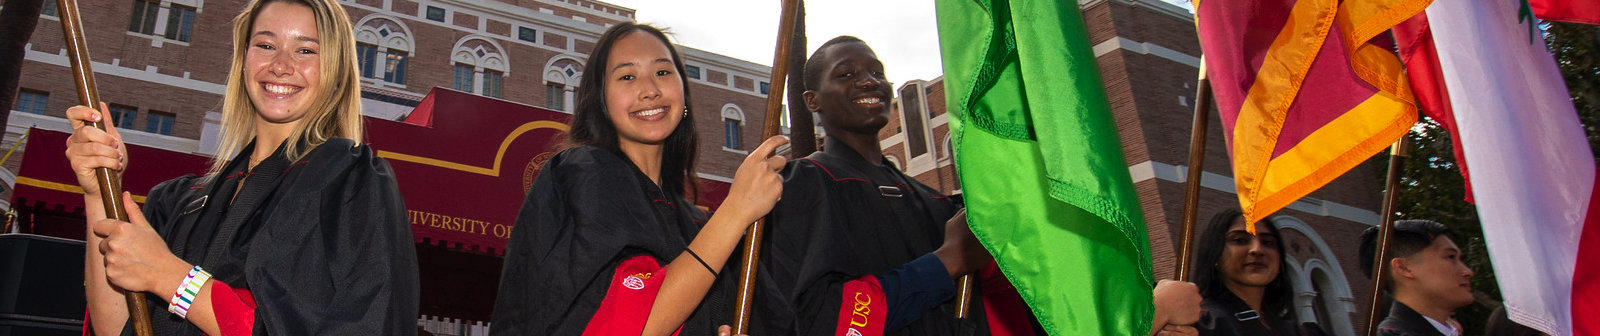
[10,0,1387,333]
[5,0,775,202]
[878,1,1381,334]
[7,0,775,333]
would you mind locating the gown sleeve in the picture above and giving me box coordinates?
[245,144,420,335]
[140,175,197,233]
[141,176,259,336]
[490,147,682,335]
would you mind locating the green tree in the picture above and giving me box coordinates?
[1546,22,1600,160]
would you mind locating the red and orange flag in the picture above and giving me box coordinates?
[1195,0,1427,227]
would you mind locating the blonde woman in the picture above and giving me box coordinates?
[68,0,418,335]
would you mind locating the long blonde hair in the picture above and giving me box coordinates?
[210,0,363,175]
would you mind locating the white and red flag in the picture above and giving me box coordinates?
[1397,0,1599,334]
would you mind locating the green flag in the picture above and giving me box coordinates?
[935,0,1154,334]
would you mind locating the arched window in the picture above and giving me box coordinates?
[355,15,413,85]
[1274,216,1358,336]
[940,134,954,164]
[452,36,510,98]
[544,56,583,112]
[899,82,929,158]
[898,80,938,175]
[722,104,745,150]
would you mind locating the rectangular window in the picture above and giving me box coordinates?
[384,50,408,84]
[518,27,538,43]
[128,0,160,35]
[685,65,701,80]
[481,70,504,98]
[900,86,928,157]
[357,43,378,79]
[452,64,474,93]
[145,111,175,135]
[163,5,196,42]
[42,1,58,17]
[14,90,48,115]
[724,119,741,149]
[110,104,139,129]
[759,81,770,94]
[425,6,446,22]
[546,84,565,111]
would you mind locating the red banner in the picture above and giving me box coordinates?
[12,88,731,255]
[368,88,729,255]
[11,128,212,239]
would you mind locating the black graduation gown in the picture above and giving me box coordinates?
[490,146,734,335]
[126,138,419,335]
[752,139,991,336]
[1377,302,1449,336]
[1196,290,1326,336]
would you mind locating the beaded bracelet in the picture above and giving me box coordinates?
[168,265,212,319]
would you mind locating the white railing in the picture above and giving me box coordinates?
[417,315,490,336]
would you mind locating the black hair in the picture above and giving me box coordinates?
[1189,209,1294,318]
[1360,220,1450,283]
[802,35,868,92]
[565,23,699,199]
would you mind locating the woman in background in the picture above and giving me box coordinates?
[1191,209,1327,336]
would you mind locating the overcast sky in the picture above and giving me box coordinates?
[603,0,1194,89]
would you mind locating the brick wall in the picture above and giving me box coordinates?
[20,0,239,139]
[452,12,479,30]
[705,69,727,85]
[689,82,768,178]
[16,60,220,140]
[18,0,771,182]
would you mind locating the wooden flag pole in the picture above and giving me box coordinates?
[56,0,155,335]
[1364,137,1410,336]
[730,0,801,333]
[953,274,974,318]
[1176,61,1211,282]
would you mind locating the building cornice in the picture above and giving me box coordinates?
[426,0,608,38]
[1092,37,1200,68]
[24,45,227,95]
[1080,0,1194,23]
[533,0,635,23]
[677,46,772,79]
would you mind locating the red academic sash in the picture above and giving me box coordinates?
[582,255,678,336]
[835,276,887,336]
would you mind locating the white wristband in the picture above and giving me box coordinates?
[167,265,211,319]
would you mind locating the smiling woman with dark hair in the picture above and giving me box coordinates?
[1192,209,1327,336]
[489,23,790,336]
